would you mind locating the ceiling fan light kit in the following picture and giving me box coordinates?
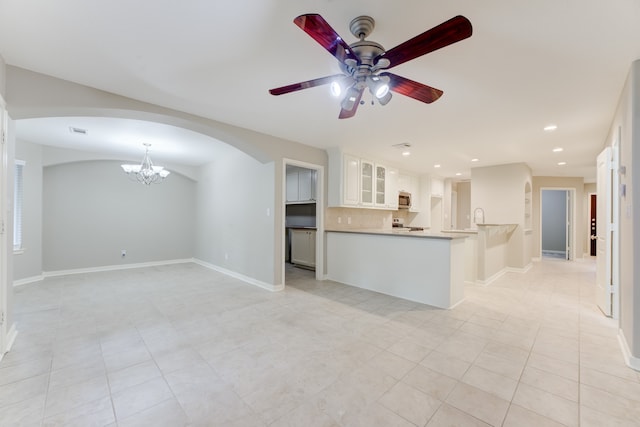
[269,13,472,118]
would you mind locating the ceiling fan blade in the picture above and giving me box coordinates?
[269,74,345,96]
[381,72,443,104]
[294,14,359,64]
[338,87,364,119]
[375,15,472,69]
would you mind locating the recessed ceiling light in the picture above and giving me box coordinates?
[557,161,567,166]
[402,151,411,157]
[434,164,441,168]
[552,147,563,152]
[544,124,558,132]
[471,158,479,162]
[455,172,462,176]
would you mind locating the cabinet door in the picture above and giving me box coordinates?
[361,160,374,206]
[409,175,420,212]
[298,169,314,201]
[343,155,360,206]
[431,177,444,197]
[291,229,315,268]
[375,165,386,206]
[286,170,299,202]
[385,167,399,209]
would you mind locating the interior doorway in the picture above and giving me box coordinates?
[540,188,575,260]
[282,160,324,284]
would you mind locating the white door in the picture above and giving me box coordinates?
[596,147,613,316]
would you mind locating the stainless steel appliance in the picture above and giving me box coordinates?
[398,191,411,209]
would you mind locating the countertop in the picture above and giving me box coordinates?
[326,228,468,240]
[286,226,317,230]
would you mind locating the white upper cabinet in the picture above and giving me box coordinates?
[286,166,316,204]
[399,173,420,212]
[431,176,445,198]
[360,160,374,206]
[384,166,399,209]
[327,147,401,210]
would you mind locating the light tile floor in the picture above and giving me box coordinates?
[1,259,639,426]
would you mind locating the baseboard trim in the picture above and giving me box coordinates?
[532,257,542,262]
[42,259,194,279]
[477,269,506,286]
[14,274,45,287]
[618,329,640,372]
[507,263,533,274]
[192,259,283,292]
[1,323,18,362]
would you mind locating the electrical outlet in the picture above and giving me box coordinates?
[121,250,126,258]
[338,217,342,224]
[224,252,229,261]
[347,217,352,225]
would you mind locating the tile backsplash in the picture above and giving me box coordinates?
[326,207,395,229]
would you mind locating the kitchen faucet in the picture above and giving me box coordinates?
[473,207,485,225]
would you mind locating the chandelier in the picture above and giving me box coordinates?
[121,143,170,185]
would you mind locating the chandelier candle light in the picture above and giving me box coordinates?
[121,143,170,185]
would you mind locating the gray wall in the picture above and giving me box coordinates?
[43,160,195,271]
[611,60,639,361]
[13,140,43,280]
[195,149,275,286]
[541,190,567,252]
[456,181,471,230]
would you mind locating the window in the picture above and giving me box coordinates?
[14,160,25,251]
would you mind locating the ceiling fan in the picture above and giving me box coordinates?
[269,13,473,119]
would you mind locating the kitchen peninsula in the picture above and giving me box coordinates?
[326,229,468,309]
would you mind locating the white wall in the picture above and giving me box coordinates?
[195,150,275,286]
[43,160,195,271]
[13,140,42,280]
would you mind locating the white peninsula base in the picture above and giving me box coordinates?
[326,230,467,309]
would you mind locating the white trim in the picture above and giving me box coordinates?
[193,258,283,292]
[477,268,507,286]
[14,274,45,287]
[14,258,282,293]
[0,323,18,363]
[618,330,640,372]
[42,258,194,278]
[448,297,466,310]
[507,263,533,274]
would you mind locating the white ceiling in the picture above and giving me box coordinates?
[1,1,640,180]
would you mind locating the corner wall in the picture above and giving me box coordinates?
[195,148,275,288]
[471,162,532,269]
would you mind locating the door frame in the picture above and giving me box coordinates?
[539,187,576,261]
[281,159,325,283]
[0,96,9,358]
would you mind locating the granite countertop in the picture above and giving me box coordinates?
[326,228,468,240]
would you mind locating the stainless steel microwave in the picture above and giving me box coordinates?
[398,191,411,209]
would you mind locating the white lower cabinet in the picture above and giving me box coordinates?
[291,229,316,269]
